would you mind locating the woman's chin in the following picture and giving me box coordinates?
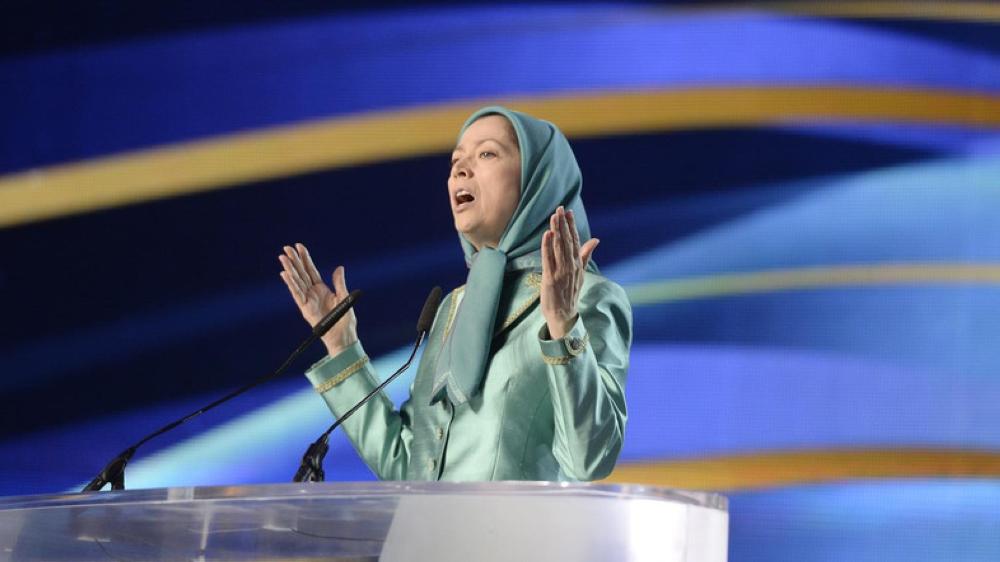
[455,219,504,250]
[454,218,476,237]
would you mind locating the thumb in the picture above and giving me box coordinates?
[580,238,599,269]
[331,265,349,297]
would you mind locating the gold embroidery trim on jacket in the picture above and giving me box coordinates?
[314,355,369,394]
[498,272,543,332]
[543,354,573,365]
[542,332,590,365]
[444,273,543,341]
[441,286,465,343]
[500,291,541,332]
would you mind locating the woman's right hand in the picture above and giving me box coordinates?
[279,243,358,357]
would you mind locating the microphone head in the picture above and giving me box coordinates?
[417,286,443,334]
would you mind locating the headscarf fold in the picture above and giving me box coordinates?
[432,106,597,405]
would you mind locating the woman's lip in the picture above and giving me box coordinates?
[453,189,476,212]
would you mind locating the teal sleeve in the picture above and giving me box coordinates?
[538,279,632,481]
[304,341,414,480]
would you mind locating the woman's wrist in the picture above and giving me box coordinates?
[322,334,358,358]
[545,313,577,340]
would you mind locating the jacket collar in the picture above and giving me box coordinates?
[440,271,541,344]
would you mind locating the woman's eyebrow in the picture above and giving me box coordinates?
[452,138,505,155]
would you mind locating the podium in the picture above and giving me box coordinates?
[0,482,728,561]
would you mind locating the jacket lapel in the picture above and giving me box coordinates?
[437,272,542,345]
[493,272,542,338]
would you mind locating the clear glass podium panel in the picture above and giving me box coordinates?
[0,481,728,561]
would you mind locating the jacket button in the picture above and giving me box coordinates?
[428,458,437,471]
[435,427,445,440]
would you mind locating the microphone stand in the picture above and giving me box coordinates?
[293,332,426,482]
[293,286,441,482]
[82,290,362,492]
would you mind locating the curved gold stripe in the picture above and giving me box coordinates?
[603,448,1000,491]
[742,1,1000,23]
[2,87,999,229]
[627,263,1000,305]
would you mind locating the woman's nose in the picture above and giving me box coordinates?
[453,160,472,178]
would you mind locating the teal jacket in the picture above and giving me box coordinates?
[304,270,632,481]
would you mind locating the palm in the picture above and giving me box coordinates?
[279,243,358,355]
[302,283,337,324]
[540,207,599,339]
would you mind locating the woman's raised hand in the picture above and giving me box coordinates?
[540,206,599,339]
[279,243,358,357]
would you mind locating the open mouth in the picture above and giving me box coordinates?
[455,189,475,209]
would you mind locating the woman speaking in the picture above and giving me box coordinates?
[278,106,632,481]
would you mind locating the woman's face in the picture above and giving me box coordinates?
[448,115,521,251]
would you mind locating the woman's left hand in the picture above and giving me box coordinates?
[540,206,599,339]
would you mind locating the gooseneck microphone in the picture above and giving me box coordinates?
[82,289,363,492]
[293,286,442,483]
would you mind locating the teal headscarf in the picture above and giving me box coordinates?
[432,106,598,405]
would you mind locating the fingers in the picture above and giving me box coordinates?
[332,265,349,298]
[280,270,306,305]
[297,243,323,285]
[566,209,582,259]
[580,238,600,269]
[545,211,562,275]
[279,253,310,297]
[542,230,557,277]
[549,206,580,274]
[558,208,574,261]
[283,245,312,289]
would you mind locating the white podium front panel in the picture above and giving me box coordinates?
[0,482,727,561]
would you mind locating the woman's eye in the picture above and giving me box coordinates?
[479,151,496,159]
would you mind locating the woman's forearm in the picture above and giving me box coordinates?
[540,280,632,481]
[305,341,414,480]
